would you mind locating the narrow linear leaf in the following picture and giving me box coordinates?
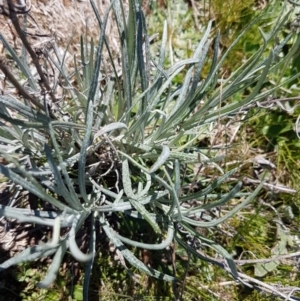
[122,159,161,233]
[182,179,264,227]
[68,215,93,262]
[0,244,58,271]
[37,239,67,288]
[0,162,71,211]
[83,214,96,300]
[115,222,174,250]
[93,122,127,141]
[149,145,170,173]
[101,217,177,282]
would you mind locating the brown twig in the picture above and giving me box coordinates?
[243,177,297,194]
[0,56,44,110]
[195,248,300,266]
[245,96,300,110]
[6,0,56,103]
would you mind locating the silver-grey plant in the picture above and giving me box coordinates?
[0,0,299,300]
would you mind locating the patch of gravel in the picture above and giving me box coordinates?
[0,0,129,63]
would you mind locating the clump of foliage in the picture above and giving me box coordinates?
[0,0,300,300]
[147,0,282,76]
